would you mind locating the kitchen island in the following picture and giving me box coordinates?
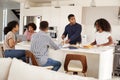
[15,41,114,80]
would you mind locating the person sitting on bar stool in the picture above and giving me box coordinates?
[31,21,61,71]
[3,21,29,62]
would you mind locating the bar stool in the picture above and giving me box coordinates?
[1,46,5,57]
[25,50,53,69]
[64,54,87,76]
[0,47,53,70]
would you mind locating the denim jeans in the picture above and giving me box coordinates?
[43,58,61,71]
[4,50,26,62]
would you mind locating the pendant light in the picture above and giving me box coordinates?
[90,0,96,7]
[24,0,30,9]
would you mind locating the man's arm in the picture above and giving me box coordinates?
[62,26,68,40]
[49,37,60,50]
[91,40,96,45]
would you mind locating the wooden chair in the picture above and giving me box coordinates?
[25,50,39,66]
[25,50,53,69]
[64,54,87,76]
[1,46,5,57]
[0,48,53,69]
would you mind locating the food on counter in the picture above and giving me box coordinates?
[83,44,94,49]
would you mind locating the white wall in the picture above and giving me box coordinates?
[0,7,3,41]
[82,6,120,43]
[20,4,82,42]
[0,9,19,41]
[20,3,120,44]
[7,9,19,23]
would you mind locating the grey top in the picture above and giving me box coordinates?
[30,31,60,66]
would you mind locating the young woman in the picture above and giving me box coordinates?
[24,23,37,41]
[91,18,113,47]
[3,21,26,62]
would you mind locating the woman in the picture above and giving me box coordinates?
[24,23,37,41]
[4,21,26,62]
[91,18,113,47]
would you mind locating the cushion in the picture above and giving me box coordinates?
[0,58,12,80]
[8,58,97,80]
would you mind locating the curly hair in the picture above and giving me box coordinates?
[27,23,37,30]
[4,21,18,35]
[94,18,111,32]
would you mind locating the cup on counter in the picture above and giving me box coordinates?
[61,40,65,45]
[77,42,81,46]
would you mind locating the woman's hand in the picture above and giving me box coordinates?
[16,39,21,43]
[65,39,70,44]
[61,35,65,40]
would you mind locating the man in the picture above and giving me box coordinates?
[31,21,61,71]
[62,14,82,44]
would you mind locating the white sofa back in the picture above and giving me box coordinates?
[0,58,12,80]
[0,58,97,80]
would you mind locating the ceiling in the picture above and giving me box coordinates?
[11,0,72,3]
[0,0,120,9]
[29,0,71,3]
[29,0,74,7]
[24,0,120,7]
[29,0,56,3]
[0,0,72,9]
[0,0,20,9]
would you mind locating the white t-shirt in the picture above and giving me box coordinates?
[95,31,111,45]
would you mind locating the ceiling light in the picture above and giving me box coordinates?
[24,0,30,9]
[54,0,60,8]
[90,0,96,7]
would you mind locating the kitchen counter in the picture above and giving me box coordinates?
[15,41,114,80]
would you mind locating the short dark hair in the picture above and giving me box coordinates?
[27,23,37,30]
[4,20,18,35]
[68,14,75,20]
[40,21,48,30]
[94,18,111,32]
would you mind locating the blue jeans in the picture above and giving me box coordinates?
[4,50,26,62]
[43,58,61,71]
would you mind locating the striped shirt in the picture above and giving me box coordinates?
[30,31,59,66]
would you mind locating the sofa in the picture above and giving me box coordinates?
[0,58,97,80]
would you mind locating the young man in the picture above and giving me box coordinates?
[62,14,82,44]
[30,21,61,71]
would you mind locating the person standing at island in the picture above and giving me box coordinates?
[90,18,113,47]
[62,14,82,44]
